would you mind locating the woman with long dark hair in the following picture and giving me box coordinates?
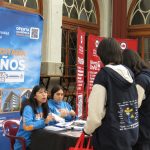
[48,85,76,122]
[14,85,54,150]
[123,49,150,150]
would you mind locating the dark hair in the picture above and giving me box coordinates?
[20,85,49,118]
[51,85,63,99]
[97,37,122,65]
[122,49,150,75]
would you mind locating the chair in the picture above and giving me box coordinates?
[2,119,26,150]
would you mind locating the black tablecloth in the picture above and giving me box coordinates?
[30,128,83,150]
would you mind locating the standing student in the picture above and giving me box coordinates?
[122,49,150,150]
[48,85,76,122]
[83,38,139,150]
[14,85,54,150]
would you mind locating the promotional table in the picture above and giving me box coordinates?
[30,127,84,150]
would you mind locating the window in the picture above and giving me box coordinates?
[62,0,100,77]
[61,0,100,109]
[129,0,150,25]
[0,0,43,15]
[63,0,97,23]
[128,0,150,61]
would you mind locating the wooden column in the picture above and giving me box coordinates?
[112,0,127,38]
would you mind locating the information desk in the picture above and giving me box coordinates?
[30,127,84,150]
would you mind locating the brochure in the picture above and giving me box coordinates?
[45,125,66,131]
[51,113,65,123]
[55,119,86,131]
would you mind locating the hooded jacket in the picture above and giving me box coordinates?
[84,64,139,150]
[135,69,150,144]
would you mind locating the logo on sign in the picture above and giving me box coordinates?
[95,40,100,48]
[120,42,127,50]
[16,26,30,37]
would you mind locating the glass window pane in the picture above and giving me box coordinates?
[131,11,144,25]
[89,12,96,23]
[63,4,68,16]
[70,7,78,19]
[140,0,150,11]
[26,0,38,9]
[65,0,73,6]
[80,9,87,21]
[76,0,82,10]
[146,14,150,24]
[11,0,24,6]
[69,32,77,75]
[85,0,92,11]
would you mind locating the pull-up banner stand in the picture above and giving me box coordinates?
[76,28,85,118]
[0,7,43,150]
[86,35,103,117]
[86,34,138,117]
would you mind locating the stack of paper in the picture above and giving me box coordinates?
[55,119,86,131]
[45,125,66,131]
[51,113,65,123]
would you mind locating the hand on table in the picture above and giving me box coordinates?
[59,109,76,118]
[45,114,55,124]
[69,110,76,117]
[59,109,68,117]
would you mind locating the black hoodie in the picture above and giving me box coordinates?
[136,69,150,144]
[92,65,139,150]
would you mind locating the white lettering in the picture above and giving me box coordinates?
[0,59,25,71]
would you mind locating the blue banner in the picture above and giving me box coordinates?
[0,7,43,149]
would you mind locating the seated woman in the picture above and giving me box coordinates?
[48,85,76,122]
[14,85,54,150]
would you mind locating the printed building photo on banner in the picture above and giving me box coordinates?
[0,88,32,113]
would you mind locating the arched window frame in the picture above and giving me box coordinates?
[127,0,150,60]
[127,0,150,37]
[62,0,100,34]
[0,0,43,16]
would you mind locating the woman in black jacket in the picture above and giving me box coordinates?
[84,38,139,150]
[123,49,150,150]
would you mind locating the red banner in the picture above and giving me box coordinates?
[76,28,85,118]
[86,35,103,116]
[86,35,138,117]
[116,38,138,51]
